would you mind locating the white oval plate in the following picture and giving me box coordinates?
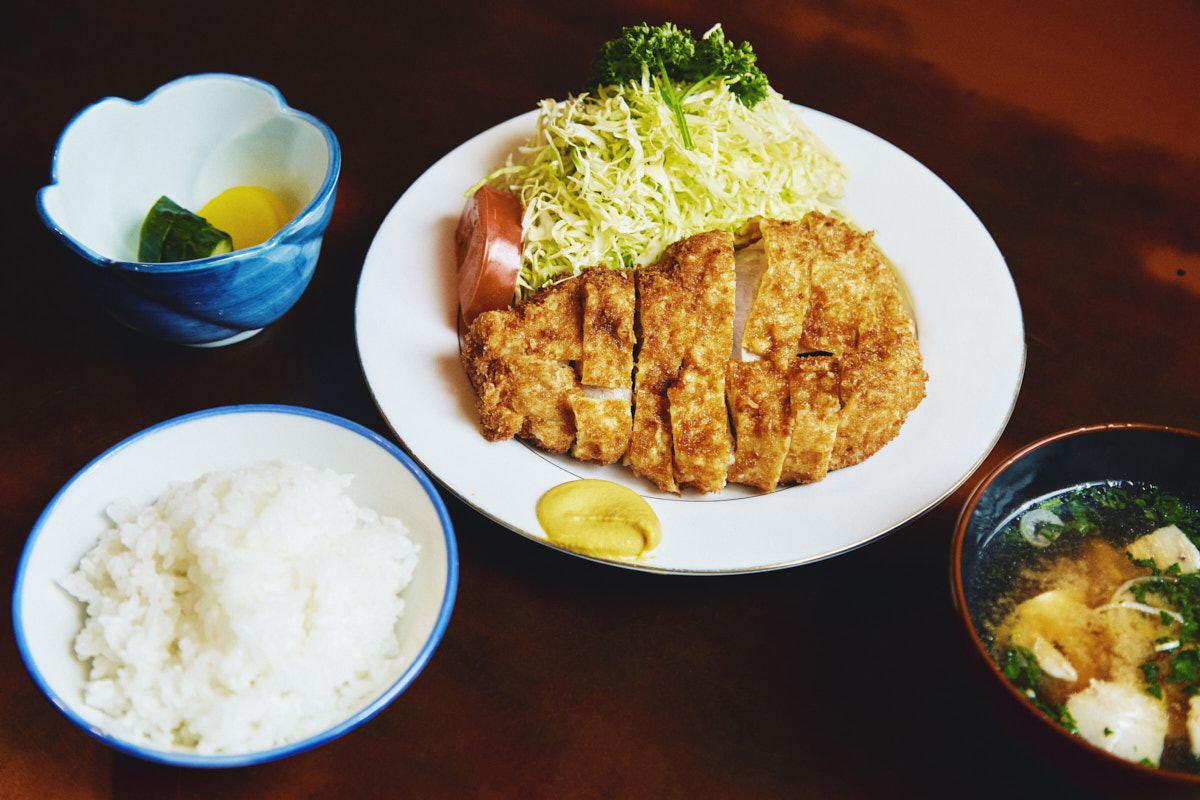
[355,107,1025,575]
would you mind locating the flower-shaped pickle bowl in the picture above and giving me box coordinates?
[36,73,340,346]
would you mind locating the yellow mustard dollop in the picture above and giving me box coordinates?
[536,479,662,559]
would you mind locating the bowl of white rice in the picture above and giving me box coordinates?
[12,404,457,767]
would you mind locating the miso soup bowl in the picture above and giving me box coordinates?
[952,423,1200,796]
[12,405,457,767]
[36,74,340,346]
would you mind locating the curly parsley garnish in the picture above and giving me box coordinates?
[587,23,770,149]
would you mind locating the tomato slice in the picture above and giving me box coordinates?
[454,186,523,325]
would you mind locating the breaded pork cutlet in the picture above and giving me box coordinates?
[629,230,735,494]
[829,233,927,469]
[570,268,636,464]
[460,277,583,452]
[724,213,924,489]
[727,217,836,490]
[799,212,872,357]
[780,355,841,484]
[736,216,817,366]
[725,360,792,492]
[461,212,926,494]
[579,267,635,388]
[460,266,637,459]
[724,217,813,492]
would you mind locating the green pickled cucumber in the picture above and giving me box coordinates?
[137,196,233,263]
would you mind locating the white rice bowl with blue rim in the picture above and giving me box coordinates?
[13,405,457,766]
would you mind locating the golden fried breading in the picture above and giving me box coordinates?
[831,325,925,469]
[628,264,681,493]
[462,277,583,362]
[726,360,792,492]
[780,355,841,484]
[461,212,926,494]
[737,217,817,365]
[570,395,632,464]
[668,366,731,493]
[571,267,636,464]
[799,212,871,357]
[462,355,581,452]
[461,266,641,457]
[628,231,735,493]
[628,390,677,493]
[674,231,736,373]
[635,230,737,373]
[827,228,926,469]
[580,267,635,389]
[460,275,584,451]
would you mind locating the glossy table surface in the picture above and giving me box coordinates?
[4,1,1199,797]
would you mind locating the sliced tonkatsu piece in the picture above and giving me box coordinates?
[627,391,677,492]
[465,356,582,452]
[628,230,735,493]
[461,266,638,461]
[579,267,636,389]
[460,275,584,452]
[829,239,927,470]
[569,395,632,464]
[668,367,731,493]
[673,231,736,375]
[780,355,842,485]
[798,211,872,357]
[831,324,924,469]
[736,216,817,365]
[628,261,681,492]
[725,360,792,492]
[475,274,584,361]
[570,267,636,464]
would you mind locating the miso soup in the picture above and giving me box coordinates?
[973,481,1200,771]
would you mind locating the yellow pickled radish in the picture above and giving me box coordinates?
[198,186,290,250]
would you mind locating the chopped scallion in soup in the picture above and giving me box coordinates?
[976,482,1200,771]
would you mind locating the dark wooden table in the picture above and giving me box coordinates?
[5,1,1198,797]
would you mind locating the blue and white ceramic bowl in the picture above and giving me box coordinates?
[36,74,340,346]
[12,405,458,767]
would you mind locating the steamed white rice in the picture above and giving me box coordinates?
[59,459,420,755]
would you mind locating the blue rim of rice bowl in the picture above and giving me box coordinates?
[10,403,459,768]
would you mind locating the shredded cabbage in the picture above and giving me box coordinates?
[478,76,848,295]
